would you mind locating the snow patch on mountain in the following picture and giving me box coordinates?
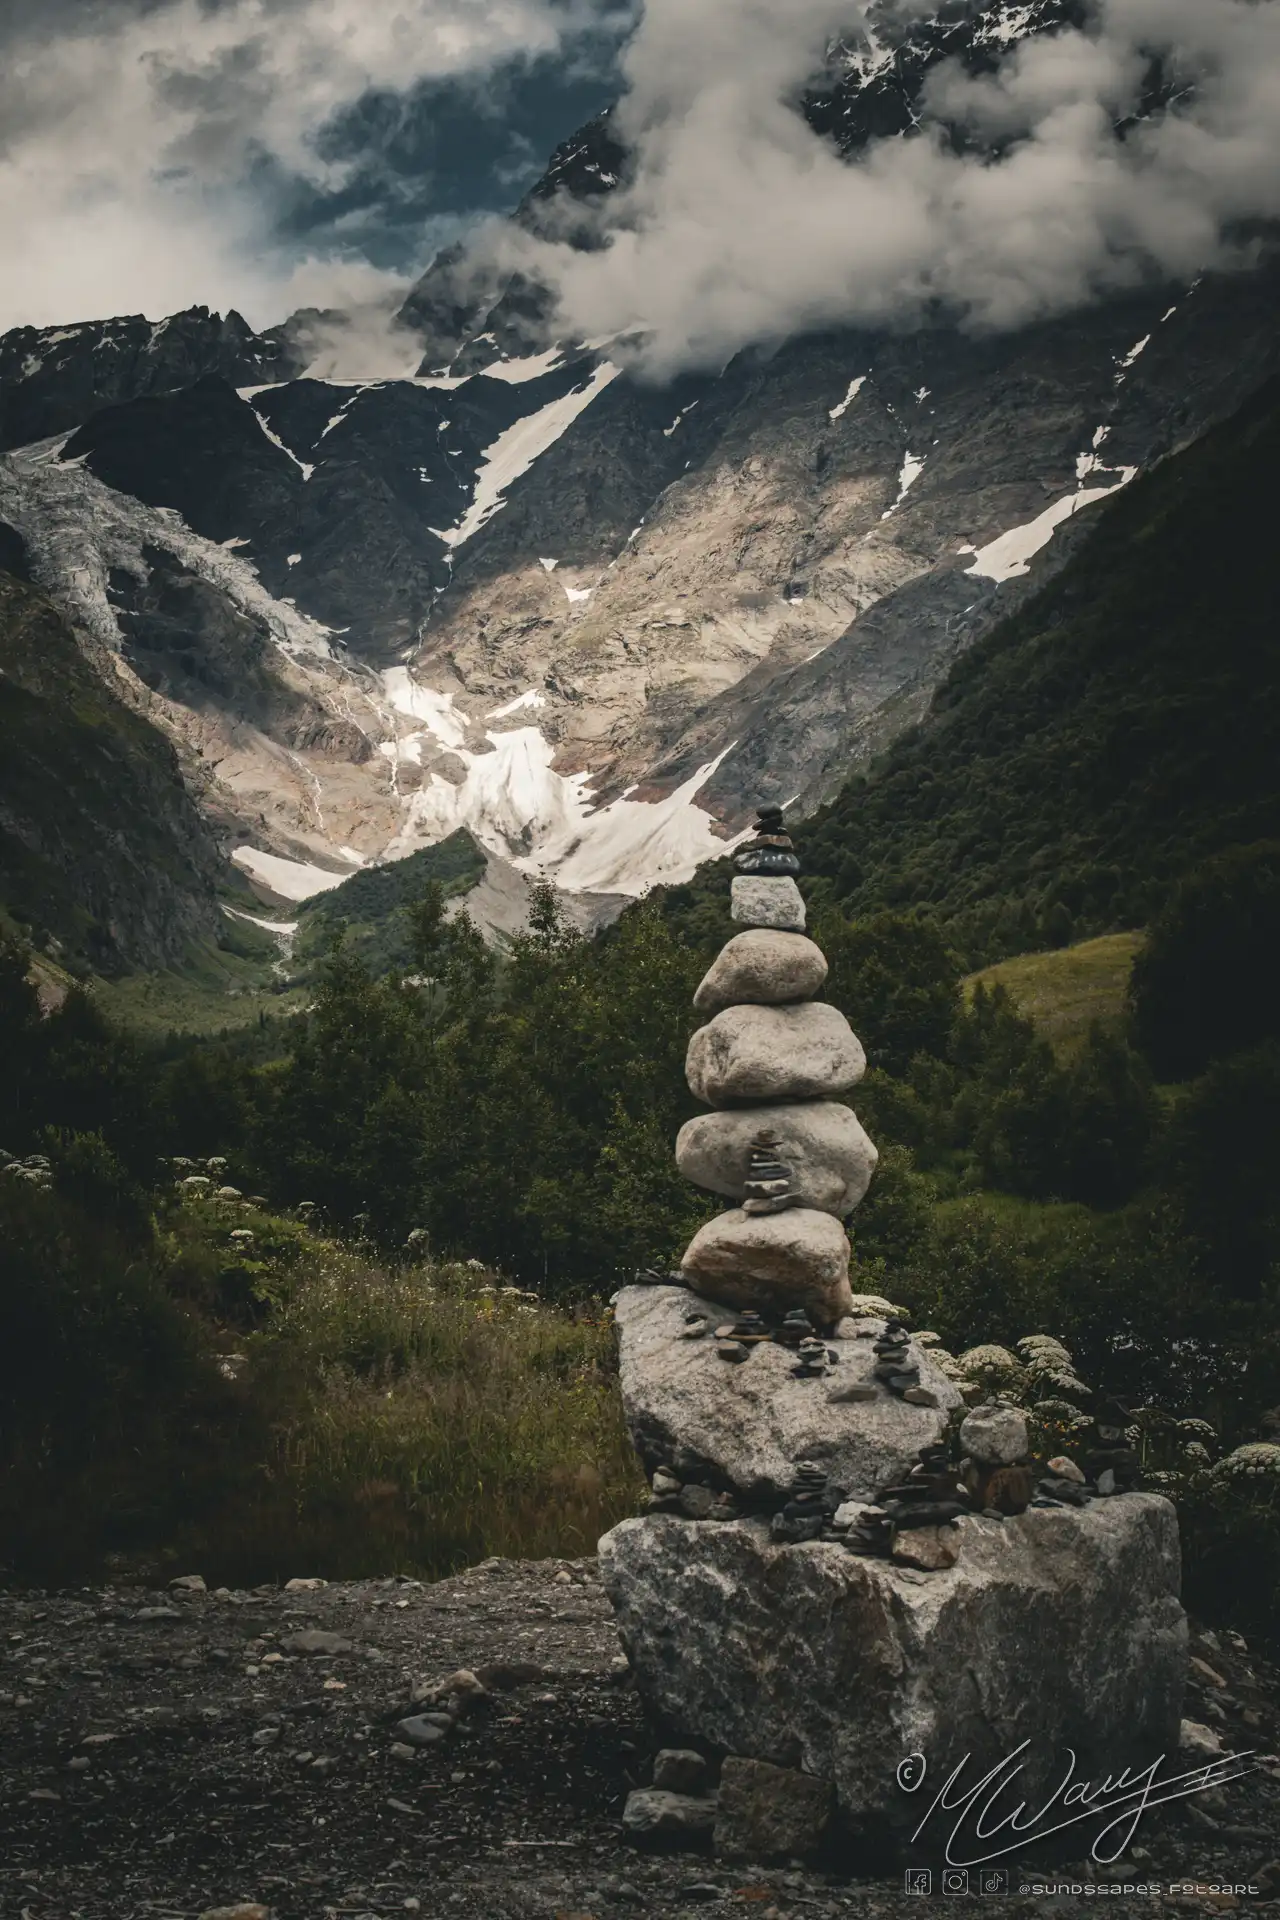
[435,360,620,549]
[534,749,749,896]
[375,677,738,896]
[248,405,315,479]
[829,375,867,422]
[663,402,699,437]
[961,467,1137,583]
[489,689,548,718]
[382,667,468,749]
[482,349,570,385]
[231,847,353,901]
[881,451,925,518]
[389,725,593,864]
[1116,334,1151,376]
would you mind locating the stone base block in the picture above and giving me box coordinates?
[616,1284,961,1503]
[599,1499,1186,1840]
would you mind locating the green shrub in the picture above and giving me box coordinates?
[1130,842,1280,1079]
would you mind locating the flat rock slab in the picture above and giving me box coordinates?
[731,875,805,931]
[615,1284,961,1501]
[600,1498,1186,1835]
[676,1100,877,1216]
[687,1003,866,1107]
[693,930,828,1014]
[622,1787,718,1842]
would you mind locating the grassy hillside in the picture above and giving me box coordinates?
[966,931,1144,1061]
[90,929,308,1038]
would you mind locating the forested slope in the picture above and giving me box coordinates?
[804,374,1280,955]
[0,569,229,972]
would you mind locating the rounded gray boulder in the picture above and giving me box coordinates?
[693,930,828,1015]
[679,1206,854,1326]
[959,1401,1030,1465]
[676,1101,877,1216]
[686,1003,866,1107]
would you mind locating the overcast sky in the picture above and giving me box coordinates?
[0,0,631,331]
[2,0,1278,367]
[501,0,1280,377]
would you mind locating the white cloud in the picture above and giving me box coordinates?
[495,0,1280,377]
[0,0,622,329]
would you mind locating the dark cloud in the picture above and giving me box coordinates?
[277,46,621,270]
[495,0,1280,377]
[0,0,632,330]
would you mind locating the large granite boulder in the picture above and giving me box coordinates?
[693,930,829,1015]
[678,1209,855,1327]
[676,1101,877,1216]
[599,1498,1186,1839]
[615,1285,961,1501]
[687,1003,866,1107]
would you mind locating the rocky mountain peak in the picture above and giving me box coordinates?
[0,0,1276,939]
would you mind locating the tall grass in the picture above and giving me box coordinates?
[0,1186,645,1587]
[227,1249,645,1583]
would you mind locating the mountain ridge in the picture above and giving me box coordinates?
[0,0,1277,943]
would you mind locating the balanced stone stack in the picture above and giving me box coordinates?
[675,806,874,1330]
[600,805,1188,1856]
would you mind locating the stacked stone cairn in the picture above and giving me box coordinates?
[673,805,875,1332]
[600,807,1188,1856]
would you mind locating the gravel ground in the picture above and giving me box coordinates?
[1,1557,1278,1919]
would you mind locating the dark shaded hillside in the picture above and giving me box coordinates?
[0,306,305,453]
[0,570,229,971]
[294,830,487,974]
[798,374,1280,953]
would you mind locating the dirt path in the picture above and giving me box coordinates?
[2,1558,1277,1918]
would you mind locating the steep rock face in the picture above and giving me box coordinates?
[600,1500,1186,1836]
[0,0,1277,922]
[0,571,227,970]
[0,307,305,454]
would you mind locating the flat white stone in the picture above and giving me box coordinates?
[687,1003,866,1107]
[731,875,805,931]
[614,1285,962,1502]
[693,930,828,1014]
[676,1101,877,1217]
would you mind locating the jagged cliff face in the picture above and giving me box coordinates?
[0,0,1276,918]
[0,307,307,454]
